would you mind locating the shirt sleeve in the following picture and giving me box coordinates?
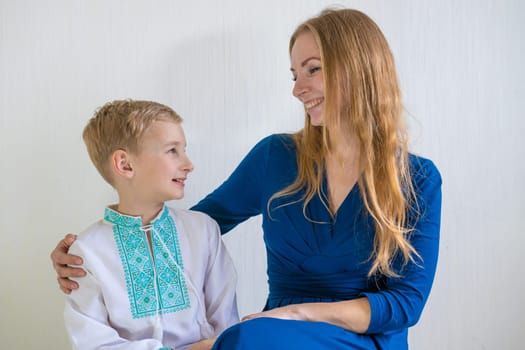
[191,136,273,234]
[64,241,166,350]
[362,157,442,334]
[201,217,240,334]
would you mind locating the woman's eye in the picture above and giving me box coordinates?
[308,66,321,75]
[168,148,177,154]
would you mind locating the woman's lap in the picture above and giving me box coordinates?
[212,317,378,350]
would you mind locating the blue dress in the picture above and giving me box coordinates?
[191,134,442,350]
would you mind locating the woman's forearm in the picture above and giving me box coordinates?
[291,298,371,334]
[243,297,371,334]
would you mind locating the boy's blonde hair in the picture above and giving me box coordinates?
[83,99,182,185]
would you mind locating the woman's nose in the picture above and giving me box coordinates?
[292,77,309,98]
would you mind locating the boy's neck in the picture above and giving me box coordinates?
[114,201,165,226]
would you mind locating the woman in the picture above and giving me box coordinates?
[52,9,441,349]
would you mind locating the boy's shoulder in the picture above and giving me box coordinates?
[167,207,220,237]
[74,207,221,246]
[76,219,112,242]
[69,219,114,259]
[167,207,216,224]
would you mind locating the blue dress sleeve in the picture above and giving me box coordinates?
[362,156,442,334]
[191,135,274,234]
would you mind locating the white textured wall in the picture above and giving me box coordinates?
[1,1,523,349]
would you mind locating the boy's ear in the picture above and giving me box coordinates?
[111,149,134,178]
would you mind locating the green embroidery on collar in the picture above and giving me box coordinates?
[107,205,191,318]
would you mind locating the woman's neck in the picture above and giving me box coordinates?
[326,131,361,170]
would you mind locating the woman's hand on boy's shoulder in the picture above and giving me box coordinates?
[50,233,86,294]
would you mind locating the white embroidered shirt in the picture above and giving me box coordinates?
[64,205,239,350]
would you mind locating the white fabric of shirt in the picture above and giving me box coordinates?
[64,206,239,350]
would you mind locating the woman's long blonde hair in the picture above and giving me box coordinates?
[270,9,418,277]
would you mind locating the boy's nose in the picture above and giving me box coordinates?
[184,157,194,173]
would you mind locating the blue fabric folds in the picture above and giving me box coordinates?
[193,134,442,350]
[213,318,379,350]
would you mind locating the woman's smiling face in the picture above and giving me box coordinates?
[290,30,324,126]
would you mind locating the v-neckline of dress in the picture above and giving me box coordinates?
[321,175,360,222]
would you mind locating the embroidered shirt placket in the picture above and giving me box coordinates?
[105,206,191,320]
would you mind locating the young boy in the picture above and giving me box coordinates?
[64,100,238,350]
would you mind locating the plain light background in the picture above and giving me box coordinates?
[1,0,523,349]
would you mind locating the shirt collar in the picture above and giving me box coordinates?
[104,204,170,228]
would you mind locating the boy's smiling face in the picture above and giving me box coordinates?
[129,120,193,204]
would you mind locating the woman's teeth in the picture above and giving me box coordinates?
[305,98,323,109]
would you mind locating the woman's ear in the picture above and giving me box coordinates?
[111,149,134,179]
